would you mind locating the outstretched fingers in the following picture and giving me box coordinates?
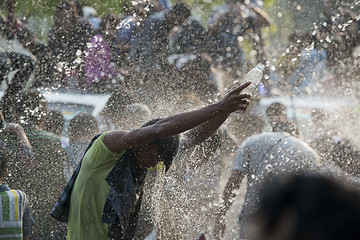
[229,81,252,95]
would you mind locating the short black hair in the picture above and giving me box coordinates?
[256,174,360,240]
[142,119,180,172]
[73,0,83,17]
[330,139,360,176]
[0,145,8,177]
[43,110,65,136]
[103,90,134,120]
[16,89,48,126]
[68,113,99,140]
[167,2,191,25]
[266,102,287,118]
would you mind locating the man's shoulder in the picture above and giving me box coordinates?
[245,132,313,149]
[244,132,285,145]
[25,128,63,153]
[0,188,27,198]
[25,127,60,142]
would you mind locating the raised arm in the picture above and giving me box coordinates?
[104,82,251,153]
[180,105,247,150]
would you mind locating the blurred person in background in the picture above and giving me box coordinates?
[248,174,360,240]
[0,90,67,238]
[43,110,66,147]
[47,0,93,89]
[166,18,217,102]
[43,110,65,137]
[128,2,191,93]
[308,108,337,162]
[84,13,122,93]
[1,0,54,88]
[113,0,157,74]
[63,113,99,182]
[208,0,270,86]
[266,102,299,137]
[6,0,93,89]
[0,51,35,123]
[0,144,34,240]
[327,139,360,185]
[214,130,319,239]
[1,122,35,194]
[0,0,35,121]
[98,90,136,131]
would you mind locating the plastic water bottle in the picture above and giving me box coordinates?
[241,63,265,94]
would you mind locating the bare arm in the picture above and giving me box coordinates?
[180,114,229,150]
[214,170,244,239]
[222,170,244,210]
[180,102,248,150]
[104,82,251,153]
[5,123,32,149]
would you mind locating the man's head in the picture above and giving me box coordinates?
[266,102,299,136]
[249,174,360,240]
[43,110,65,136]
[0,145,8,180]
[311,108,328,127]
[266,102,287,124]
[331,139,360,176]
[166,2,191,27]
[102,90,134,129]
[134,119,179,171]
[68,113,99,143]
[15,89,48,128]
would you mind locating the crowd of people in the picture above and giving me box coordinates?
[0,0,359,239]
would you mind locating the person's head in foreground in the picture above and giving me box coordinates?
[248,174,360,240]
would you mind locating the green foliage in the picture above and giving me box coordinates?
[182,0,224,26]
[80,0,129,17]
[1,0,131,18]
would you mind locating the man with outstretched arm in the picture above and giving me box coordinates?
[53,82,251,240]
